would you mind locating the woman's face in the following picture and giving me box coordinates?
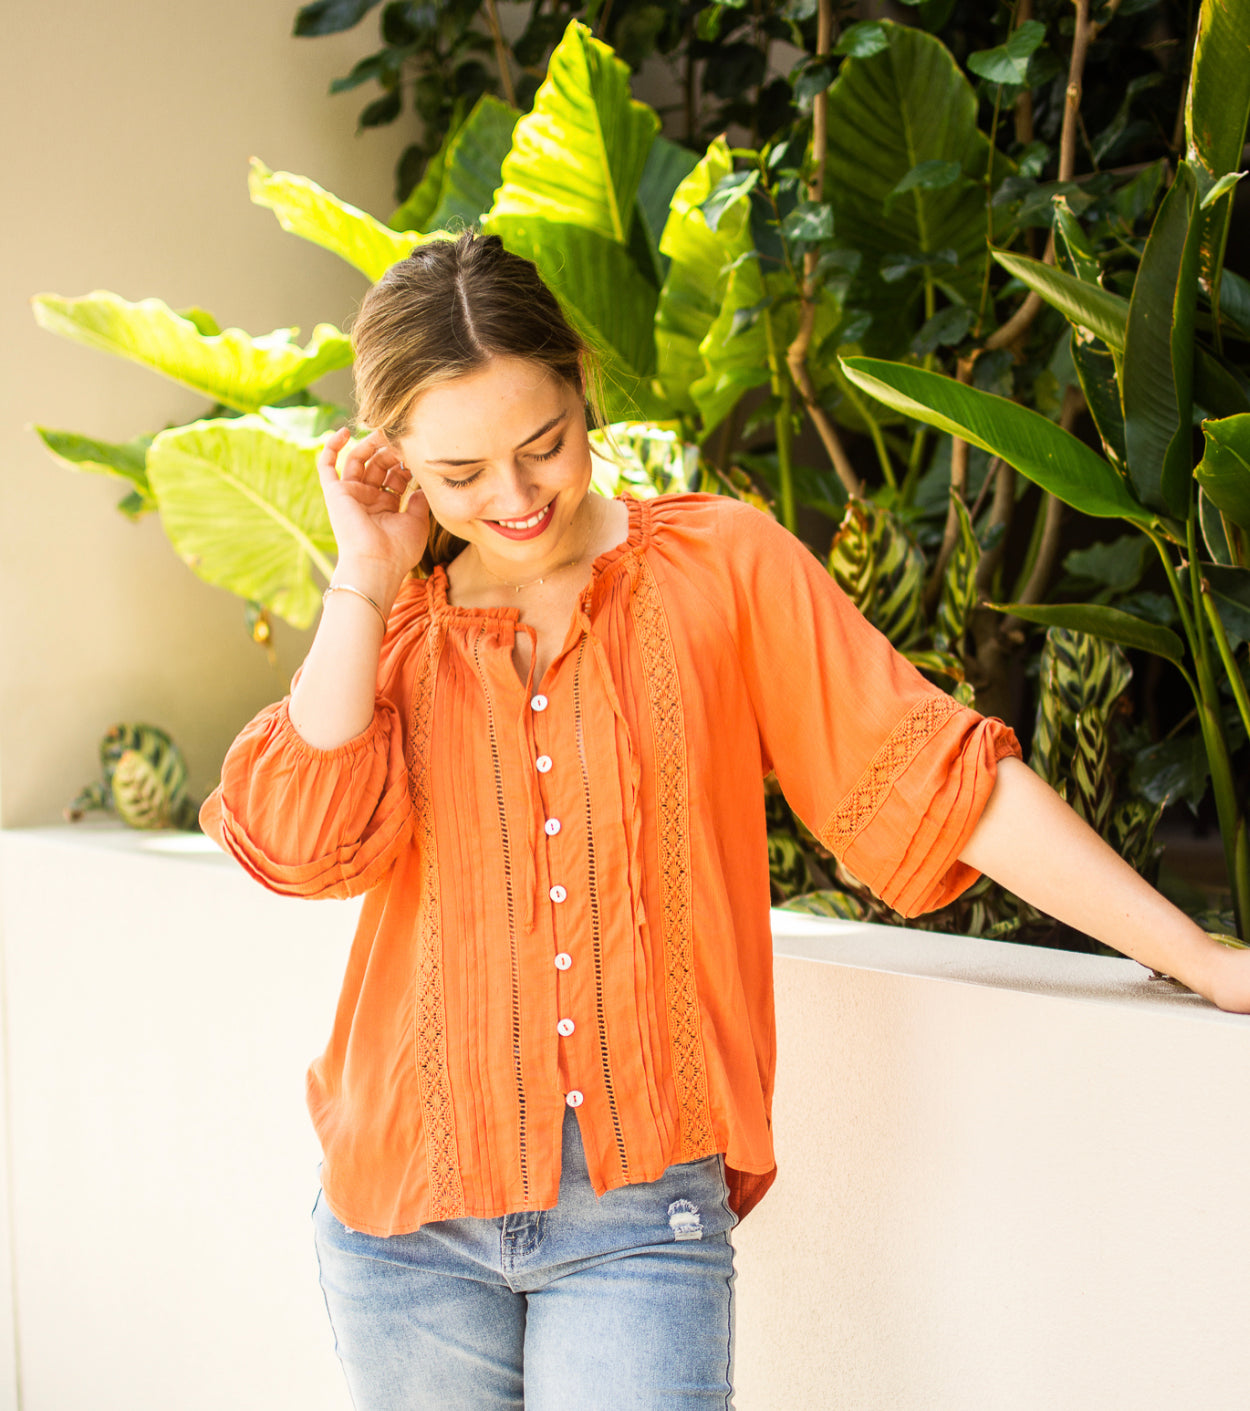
[394,356,594,573]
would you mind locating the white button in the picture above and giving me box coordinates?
[554,952,572,970]
[536,754,553,773]
[565,1090,584,1108]
[544,818,561,837]
[549,884,567,904]
[531,694,548,712]
[557,1018,576,1037]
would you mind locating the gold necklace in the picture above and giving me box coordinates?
[474,501,598,594]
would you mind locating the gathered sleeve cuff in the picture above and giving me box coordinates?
[199,694,413,900]
[819,703,1020,917]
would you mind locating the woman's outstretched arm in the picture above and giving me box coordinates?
[958,757,1250,1013]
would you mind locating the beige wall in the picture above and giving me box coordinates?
[2,831,1249,1410]
[0,0,407,825]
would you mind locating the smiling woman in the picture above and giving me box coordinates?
[199,230,1250,1411]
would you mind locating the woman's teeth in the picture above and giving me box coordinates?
[497,506,549,530]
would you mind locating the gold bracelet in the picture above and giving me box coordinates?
[323,583,388,627]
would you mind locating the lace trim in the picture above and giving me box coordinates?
[572,640,629,1177]
[469,628,528,1203]
[630,559,714,1160]
[819,693,962,857]
[407,620,464,1220]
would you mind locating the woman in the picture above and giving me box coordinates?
[202,231,1250,1410]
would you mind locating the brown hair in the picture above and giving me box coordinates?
[352,230,604,570]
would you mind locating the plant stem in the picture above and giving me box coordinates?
[925,356,976,611]
[984,0,1108,354]
[1201,586,1250,741]
[783,0,862,499]
[483,0,517,108]
[901,426,927,504]
[763,306,797,531]
[1159,519,1250,936]
[1146,528,1198,648]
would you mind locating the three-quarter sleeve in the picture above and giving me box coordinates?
[721,500,1020,917]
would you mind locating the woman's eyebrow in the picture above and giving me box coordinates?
[426,412,568,467]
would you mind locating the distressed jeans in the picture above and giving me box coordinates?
[312,1109,738,1410]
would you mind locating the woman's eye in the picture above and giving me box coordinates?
[444,470,483,489]
[530,436,565,463]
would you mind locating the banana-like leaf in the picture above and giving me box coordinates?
[839,356,1152,524]
[488,216,663,419]
[689,195,773,434]
[483,22,663,419]
[824,21,1013,352]
[653,140,736,419]
[249,160,444,281]
[1199,486,1238,566]
[32,291,352,415]
[1195,414,1250,532]
[1185,0,1250,293]
[389,111,463,234]
[992,250,1128,350]
[1195,348,1250,420]
[34,427,155,517]
[146,417,337,628]
[1121,162,1200,519]
[418,96,520,233]
[486,20,658,246]
[1050,201,1128,474]
[987,601,1186,668]
[634,135,701,285]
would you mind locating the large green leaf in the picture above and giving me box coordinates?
[486,20,658,246]
[823,21,1013,350]
[688,181,773,434]
[1051,200,1128,474]
[413,96,520,233]
[487,216,662,419]
[483,21,663,420]
[992,250,1128,350]
[146,417,336,628]
[653,140,736,419]
[1195,414,1250,532]
[634,135,701,285]
[31,291,352,414]
[249,160,444,281]
[34,427,155,518]
[840,355,1152,524]
[1185,0,1250,292]
[388,110,465,235]
[987,601,1186,668]
[1121,162,1200,519]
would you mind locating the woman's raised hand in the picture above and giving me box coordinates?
[317,428,430,597]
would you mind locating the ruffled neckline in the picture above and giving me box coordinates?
[425,493,650,623]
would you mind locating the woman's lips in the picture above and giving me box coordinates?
[483,499,555,541]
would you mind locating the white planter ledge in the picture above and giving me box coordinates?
[1,825,1248,1411]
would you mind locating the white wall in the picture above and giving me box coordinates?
[1,829,1248,1411]
[0,0,407,826]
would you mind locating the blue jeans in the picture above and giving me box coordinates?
[312,1109,738,1409]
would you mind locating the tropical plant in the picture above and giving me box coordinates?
[841,0,1250,936]
[32,3,1218,938]
[291,0,848,200]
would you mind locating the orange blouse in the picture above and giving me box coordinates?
[201,493,1019,1237]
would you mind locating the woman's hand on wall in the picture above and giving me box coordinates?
[959,757,1250,1014]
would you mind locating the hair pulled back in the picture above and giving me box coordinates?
[352,231,601,569]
